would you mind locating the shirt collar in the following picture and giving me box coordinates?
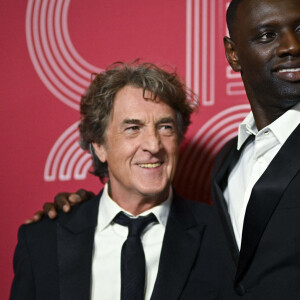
[97,183,172,232]
[237,112,257,150]
[237,103,300,150]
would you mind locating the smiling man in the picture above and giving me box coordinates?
[212,0,300,298]
[10,62,231,300]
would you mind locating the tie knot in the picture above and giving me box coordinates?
[114,212,158,237]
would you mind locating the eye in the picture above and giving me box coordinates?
[161,124,172,130]
[159,124,175,135]
[125,125,140,132]
[257,31,277,42]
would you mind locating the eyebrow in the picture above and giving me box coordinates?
[156,117,176,125]
[122,117,175,126]
[122,119,143,125]
[252,15,300,32]
[252,22,278,32]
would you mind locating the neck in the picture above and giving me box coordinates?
[243,81,297,131]
[108,182,169,216]
[251,104,288,131]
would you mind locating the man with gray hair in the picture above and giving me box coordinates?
[10,62,231,300]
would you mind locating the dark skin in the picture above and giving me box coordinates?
[25,189,95,223]
[224,0,300,130]
[27,0,300,222]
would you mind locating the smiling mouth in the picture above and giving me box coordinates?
[278,68,300,73]
[138,162,163,168]
[274,67,300,82]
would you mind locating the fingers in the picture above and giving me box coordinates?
[25,189,95,225]
[43,202,58,218]
[54,192,72,212]
[25,211,45,224]
[75,189,95,202]
[24,189,93,225]
[54,189,95,212]
[53,189,95,215]
[68,193,82,205]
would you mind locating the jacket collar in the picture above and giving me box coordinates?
[56,189,205,300]
[236,124,300,284]
[57,191,101,299]
[212,137,241,266]
[151,191,206,299]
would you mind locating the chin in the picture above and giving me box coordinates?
[137,184,170,199]
[277,83,300,98]
[280,96,300,111]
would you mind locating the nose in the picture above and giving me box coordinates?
[276,30,300,57]
[141,129,161,154]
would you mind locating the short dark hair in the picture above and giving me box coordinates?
[226,0,245,38]
[79,61,196,182]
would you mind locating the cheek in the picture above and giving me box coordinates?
[240,58,267,84]
[111,140,140,165]
[238,42,259,62]
[244,48,272,71]
[164,139,179,162]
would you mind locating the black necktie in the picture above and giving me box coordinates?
[113,212,158,300]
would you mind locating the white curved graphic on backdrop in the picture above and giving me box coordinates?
[25,0,101,181]
[26,0,247,185]
[44,121,92,181]
[174,104,251,201]
[25,0,102,110]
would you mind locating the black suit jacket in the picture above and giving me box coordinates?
[10,190,233,300]
[212,124,300,299]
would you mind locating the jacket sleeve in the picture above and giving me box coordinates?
[10,225,36,300]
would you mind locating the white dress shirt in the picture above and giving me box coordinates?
[224,103,300,249]
[90,184,172,300]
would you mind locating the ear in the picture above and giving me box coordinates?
[92,143,107,163]
[224,36,241,72]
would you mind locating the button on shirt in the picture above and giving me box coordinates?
[90,184,171,300]
[224,103,300,249]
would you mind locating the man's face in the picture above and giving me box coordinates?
[93,85,179,203]
[225,0,300,113]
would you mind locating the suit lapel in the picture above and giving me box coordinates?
[236,124,300,283]
[150,192,205,300]
[57,192,101,300]
[212,137,240,265]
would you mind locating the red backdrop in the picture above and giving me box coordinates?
[0,0,249,298]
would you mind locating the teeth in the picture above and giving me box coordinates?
[138,162,162,168]
[278,68,300,73]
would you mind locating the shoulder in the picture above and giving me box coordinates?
[18,191,102,243]
[172,192,225,235]
[212,136,237,174]
[216,136,237,159]
[172,191,215,224]
[17,215,57,241]
[185,198,213,215]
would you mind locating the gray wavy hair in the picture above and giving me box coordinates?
[79,61,197,182]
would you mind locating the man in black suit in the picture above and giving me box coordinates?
[25,1,300,298]
[212,0,300,298]
[10,62,231,300]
